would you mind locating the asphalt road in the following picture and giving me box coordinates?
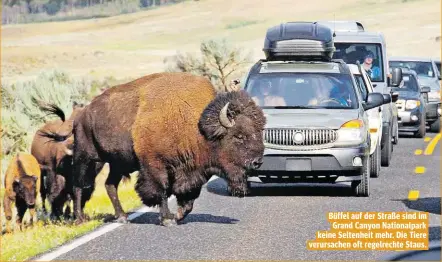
[37,131,441,261]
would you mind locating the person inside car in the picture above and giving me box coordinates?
[362,51,381,80]
[328,83,352,107]
[252,80,286,107]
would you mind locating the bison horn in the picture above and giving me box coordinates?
[219,102,235,128]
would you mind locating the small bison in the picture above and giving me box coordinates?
[41,72,266,226]
[31,99,105,220]
[3,153,41,233]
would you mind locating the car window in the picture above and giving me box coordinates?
[354,75,369,100]
[245,72,358,109]
[333,43,384,82]
[389,61,435,78]
[392,74,419,92]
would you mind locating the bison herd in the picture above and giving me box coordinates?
[2,72,266,233]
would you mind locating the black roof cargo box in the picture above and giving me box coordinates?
[263,22,335,61]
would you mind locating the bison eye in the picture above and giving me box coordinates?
[234,134,245,140]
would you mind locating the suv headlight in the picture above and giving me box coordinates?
[405,100,420,110]
[335,120,366,146]
[428,91,440,100]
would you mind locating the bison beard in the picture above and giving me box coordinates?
[40,72,266,226]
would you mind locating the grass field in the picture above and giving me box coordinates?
[0,0,440,260]
[1,0,440,84]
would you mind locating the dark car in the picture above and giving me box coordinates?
[392,68,430,137]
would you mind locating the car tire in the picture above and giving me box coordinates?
[414,115,426,138]
[352,156,370,197]
[370,144,381,178]
[430,118,441,133]
[381,128,392,167]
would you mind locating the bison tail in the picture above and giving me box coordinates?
[38,130,71,142]
[121,174,131,184]
[31,97,66,122]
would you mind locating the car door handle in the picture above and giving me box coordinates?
[379,107,382,112]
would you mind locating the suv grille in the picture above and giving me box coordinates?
[263,128,338,150]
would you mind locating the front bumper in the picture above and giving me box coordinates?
[426,101,441,122]
[397,108,423,132]
[247,143,369,183]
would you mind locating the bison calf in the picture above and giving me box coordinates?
[3,153,41,233]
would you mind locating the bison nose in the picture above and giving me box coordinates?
[251,157,263,169]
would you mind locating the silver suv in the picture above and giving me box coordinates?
[243,59,388,197]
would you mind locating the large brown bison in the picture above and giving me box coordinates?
[40,72,266,226]
[31,100,105,220]
[3,153,41,233]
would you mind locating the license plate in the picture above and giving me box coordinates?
[285,158,312,171]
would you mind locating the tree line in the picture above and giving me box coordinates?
[2,0,189,24]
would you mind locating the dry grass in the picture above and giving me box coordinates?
[0,165,142,261]
[1,0,440,83]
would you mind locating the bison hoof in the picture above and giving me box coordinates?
[114,215,128,224]
[160,218,177,227]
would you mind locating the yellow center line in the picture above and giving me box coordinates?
[424,133,441,155]
[414,149,423,155]
[415,166,426,174]
[408,190,419,201]
[424,137,432,142]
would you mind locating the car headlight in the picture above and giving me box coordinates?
[428,91,440,100]
[335,120,366,146]
[405,100,420,110]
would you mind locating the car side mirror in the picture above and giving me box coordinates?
[382,94,392,104]
[363,93,384,110]
[421,86,431,93]
[438,74,441,80]
[390,68,403,87]
[391,92,399,103]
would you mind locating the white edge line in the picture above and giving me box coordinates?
[33,196,176,262]
[32,176,220,261]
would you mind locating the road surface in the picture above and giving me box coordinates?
[33,132,441,261]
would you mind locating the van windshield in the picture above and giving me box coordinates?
[392,74,419,92]
[333,43,384,82]
[245,73,358,109]
[389,61,435,78]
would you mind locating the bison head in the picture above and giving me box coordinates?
[198,90,266,197]
[13,175,38,207]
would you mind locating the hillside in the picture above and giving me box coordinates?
[1,0,441,83]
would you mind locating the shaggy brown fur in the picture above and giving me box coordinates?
[40,72,266,226]
[3,153,41,233]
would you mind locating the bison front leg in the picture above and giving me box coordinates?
[105,166,127,223]
[159,192,176,227]
[16,198,27,232]
[3,195,14,233]
[175,186,202,223]
[135,164,175,226]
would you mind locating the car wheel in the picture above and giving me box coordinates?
[352,156,370,197]
[381,128,392,167]
[414,115,426,138]
[393,120,399,145]
[430,118,441,133]
[370,144,381,178]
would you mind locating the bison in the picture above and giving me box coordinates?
[31,100,105,220]
[40,72,266,226]
[3,153,41,233]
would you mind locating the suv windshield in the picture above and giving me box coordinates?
[392,74,419,92]
[389,61,435,78]
[333,43,384,82]
[245,73,358,109]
